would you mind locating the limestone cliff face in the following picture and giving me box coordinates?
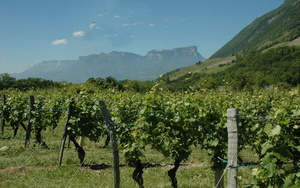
[13,46,206,83]
[146,46,204,60]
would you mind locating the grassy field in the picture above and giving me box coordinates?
[0,124,257,188]
[261,36,300,53]
[165,56,236,82]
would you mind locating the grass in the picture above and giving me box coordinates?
[288,36,300,46]
[261,36,300,53]
[166,56,236,81]
[0,124,257,188]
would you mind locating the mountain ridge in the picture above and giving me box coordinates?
[210,0,300,58]
[13,46,205,83]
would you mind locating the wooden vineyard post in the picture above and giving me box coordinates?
[79,136,85,147]
[99,100,120,188]
[227,108,239,188]
[25,95,34,148]
[215,168,224,188]
[1,94,6,132]
[58,99,73,166]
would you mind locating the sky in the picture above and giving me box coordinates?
[0,0,284,74]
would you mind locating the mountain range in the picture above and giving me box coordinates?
[12,46,205,83]
[12,0,300,84]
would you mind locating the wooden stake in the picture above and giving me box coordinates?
[25,96,34,148]
[214,168,224,188]
[79,136,85,147]
[227,108,239,188]
[58,99,73,166]
[99,100,120,188]
[1,94,6,132]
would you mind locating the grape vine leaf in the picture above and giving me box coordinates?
[264,124,281,137]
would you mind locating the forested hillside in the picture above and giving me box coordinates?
[211,0,300,58]
[158,46,300,90]
[159,0,300,91]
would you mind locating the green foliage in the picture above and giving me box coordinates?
[67,90,104,142]
[222,46,300,89]
[138,86,196,161]
[121,79,155,93]
[86,76,124,91]
[86,76,155,93]
[196,61,202,65]
[3,94,28,131]
[110,93,145,163]
[0,73,16,90]
[0,74,61,91]
[198,76,218,89]
[249,94,300,187]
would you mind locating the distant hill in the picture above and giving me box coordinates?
[12,46,205,83]
[210,0,300,58]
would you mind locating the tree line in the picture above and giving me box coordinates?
[2,46,300,92]
[0,74,155,92]
[0,74,62,91]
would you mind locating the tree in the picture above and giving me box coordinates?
[198,77,218,89]
[0,73,16,89]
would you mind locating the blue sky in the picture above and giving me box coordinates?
[0,0,284,74]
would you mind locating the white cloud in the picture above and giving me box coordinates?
[122,22,155,27]
[89,22,96,29]
[51,39,67,45]
[122,21,143,27]
[98,13,108,17]
[73,31,84,37]
[103,34,118,38]
[147,24,155,27]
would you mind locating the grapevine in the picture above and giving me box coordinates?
[0,87,299,187]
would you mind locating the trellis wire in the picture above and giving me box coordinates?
[64,158,86,188]
[214,163,229,188]
[218,156,299,168]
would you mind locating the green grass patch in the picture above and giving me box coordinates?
[166,56,236,81]
[0,124,256,187]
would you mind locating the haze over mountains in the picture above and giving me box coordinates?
[11,0,300,84]
[13,46,205,83]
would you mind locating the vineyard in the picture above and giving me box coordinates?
[1,85,300,187]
